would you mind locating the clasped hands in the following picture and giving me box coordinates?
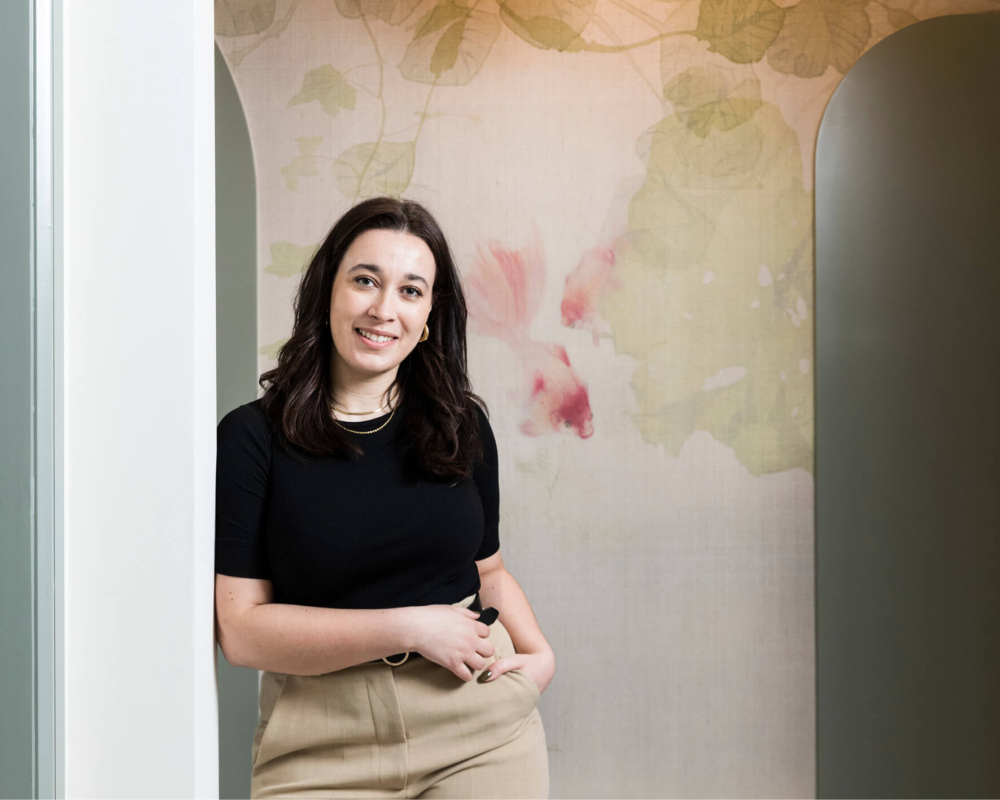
[403,603,553,696]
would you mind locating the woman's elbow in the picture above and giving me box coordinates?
[215,614,247,668]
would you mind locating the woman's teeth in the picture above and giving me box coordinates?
[357,329,395,343]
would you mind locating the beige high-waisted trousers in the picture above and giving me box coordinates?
[250,593,549,799]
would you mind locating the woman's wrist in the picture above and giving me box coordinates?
[393,605,420,653]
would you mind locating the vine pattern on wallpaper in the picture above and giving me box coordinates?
[216,0,967,475]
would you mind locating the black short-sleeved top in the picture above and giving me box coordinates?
[214,397,500,609]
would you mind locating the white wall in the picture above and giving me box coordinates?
[60,1,217,795]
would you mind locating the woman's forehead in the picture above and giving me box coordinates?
[339,231,436,282]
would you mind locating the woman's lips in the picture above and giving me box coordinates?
[355,328,397,348]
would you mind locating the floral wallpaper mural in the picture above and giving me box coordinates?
[216,0,996,794]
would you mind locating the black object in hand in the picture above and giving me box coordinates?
[477,606,499,625]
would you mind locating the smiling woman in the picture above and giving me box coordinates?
[214,196,554,798]
[327,233,432,372]
[253,198,482,476]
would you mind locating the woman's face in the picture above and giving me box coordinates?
[328,228,436,385]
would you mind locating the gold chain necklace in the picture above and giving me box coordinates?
[331,407,395,434]
[331,400,391,415]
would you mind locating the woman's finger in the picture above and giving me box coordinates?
[478,656,513,683]
[478,665,501,682]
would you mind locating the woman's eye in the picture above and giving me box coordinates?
[354,276,421,297]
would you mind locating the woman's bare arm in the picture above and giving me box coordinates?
[215,574,417,676]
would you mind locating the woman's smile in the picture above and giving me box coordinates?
[355,327,398,348]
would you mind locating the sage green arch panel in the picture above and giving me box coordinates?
[816,13,1000,798]
[215,40,261,800]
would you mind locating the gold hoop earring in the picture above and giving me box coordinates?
[418,324,429,343]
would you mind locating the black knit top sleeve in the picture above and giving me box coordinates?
[471,403,500,561]
[214,398,501,609]
[214,401,273,580]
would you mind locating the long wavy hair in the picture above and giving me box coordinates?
[258,196,487,483]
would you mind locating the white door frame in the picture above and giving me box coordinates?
[34,1,219,795]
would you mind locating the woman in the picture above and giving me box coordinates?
[214,196,554,798]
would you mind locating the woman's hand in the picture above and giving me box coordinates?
[405,604,495,681]
[477,648,554,696]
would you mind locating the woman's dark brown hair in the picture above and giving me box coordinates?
[258,196,487,483]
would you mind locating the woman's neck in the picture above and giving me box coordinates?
[329,379,401,420]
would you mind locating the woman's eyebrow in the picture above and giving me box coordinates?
[347,262,429,289]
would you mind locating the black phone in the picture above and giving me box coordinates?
[477,606,499,625]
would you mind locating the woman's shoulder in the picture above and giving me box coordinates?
[469,399,497,465]
[470,399,492,433]
[218,398,272,446]
[471,399,487,424]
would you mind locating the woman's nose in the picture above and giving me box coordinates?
[370,290,396,320]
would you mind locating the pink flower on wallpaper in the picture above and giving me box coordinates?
[516,340,594,439]
[466,226,594,439]
[560,242,624,345]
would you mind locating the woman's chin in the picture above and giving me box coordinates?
[348,354,403,374]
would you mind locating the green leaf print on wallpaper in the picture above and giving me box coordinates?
[694,0,786,64]
[629,107,767,271]
[280,136,323,191]
[288,66,357,117]
[332,141,415,199]
[398,2,500,85]
[500,0,597,52]
[259,338,289,360]
[887,7,918,29]
[264,241,317,278]
[215,0,276,36]
[766,0,871,78]
[497,0,597,52]
[610,100,813,475]
[335,0,425,26]
[663,63,763,138]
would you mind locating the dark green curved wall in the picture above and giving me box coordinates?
[816,13,1000,798]
[0,2,35,797]
[214,41,259,800]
